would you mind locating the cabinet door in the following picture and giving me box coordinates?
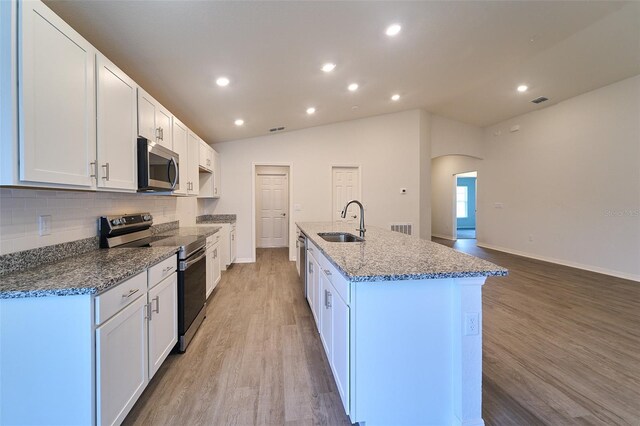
[172,118,188,195]
[155,106,172,150]
[199,140,212,171]
[96,54,137,191]
[319,271,333,356]
[332,292,350,414]
[19,1,96,188]
[212,149,221,197]
[96,295,148,426]
[137,88,156,141]
[148,273,178,380]
[206,247,214,298]
[212,244,221,289]
[230,228,237,263]
[187,132,200,195]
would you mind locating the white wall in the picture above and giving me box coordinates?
[431,155,482,240]
[431,115,484,159]
[479,75,640,280]
[206,110,427,261]
[0,188,190,255]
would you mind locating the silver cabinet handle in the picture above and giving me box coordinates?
[309,262,313,273]
[144,302,152,320]
[102,163,110,181]
[326,290,332,308]
[324,269,332,276]
[153,295,160,313]
[90,161,96,179]
[281,213,286,217]
[162,266,173,275]
[214,188,218,194]
[156,127,161,140]
[160,127,164,140]
[122,288,139,298]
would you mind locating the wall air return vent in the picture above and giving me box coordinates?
[390,223,413,235]
[531,96,549,104]
[269,126,286,132]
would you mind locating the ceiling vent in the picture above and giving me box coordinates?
[531,96,549,104]
[269,126,286,132]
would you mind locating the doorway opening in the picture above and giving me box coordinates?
[455,171,477,240]
[331,165,361,223]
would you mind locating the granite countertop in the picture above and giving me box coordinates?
[296,222,507,282]
[0,225,222,299]
[0,247,178,299]
[156,225,222,239]
[196,214,236,224]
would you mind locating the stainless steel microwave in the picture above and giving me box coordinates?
[137,137,179,192]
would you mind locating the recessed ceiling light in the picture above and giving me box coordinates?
[216,77,230,87]
[348,83,359,92]
[306,107,316,115]
[234,119,244,126]
[391,94,400,101]
[386,24,401,37]
[517,85,528,93]
[321,63,336,73]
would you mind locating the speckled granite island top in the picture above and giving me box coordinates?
[0,225,222,299]
[297,222,507,282]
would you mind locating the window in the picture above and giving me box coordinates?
[457,186,468,218]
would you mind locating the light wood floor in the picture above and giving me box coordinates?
[125,243,640,426]
[124,248,351,426]
[434,238,640,426]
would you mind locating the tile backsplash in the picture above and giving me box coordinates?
[0,188,181,255]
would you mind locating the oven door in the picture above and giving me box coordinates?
[138,138,179,191]
[178,247,207,343]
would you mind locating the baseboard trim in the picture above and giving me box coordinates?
[476,242,640,283]
[234,257,254,264]
[432,233,456,241]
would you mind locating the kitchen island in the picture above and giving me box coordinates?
[297,222,507,426]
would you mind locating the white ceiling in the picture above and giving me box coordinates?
[45,1,640,144]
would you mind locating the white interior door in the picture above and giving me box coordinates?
[332,167,360,223]
[256,172,289,248]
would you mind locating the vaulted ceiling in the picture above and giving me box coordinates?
[46,1,640,143]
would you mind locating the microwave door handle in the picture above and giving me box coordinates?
[169,157,178,189]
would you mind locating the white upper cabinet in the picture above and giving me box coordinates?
[19,1,96,188]
[96,54,137,191]
[172,118,189,196]
[212,149,221,197]
[199,139,213,172]
[187,130,200,196]
[137,87,173,150]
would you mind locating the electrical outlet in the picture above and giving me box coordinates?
[38,215,52,236]
[464,313,479,336]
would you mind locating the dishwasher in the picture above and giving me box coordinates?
[297,234,307,297]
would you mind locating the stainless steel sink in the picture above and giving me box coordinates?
[317,232,364,243]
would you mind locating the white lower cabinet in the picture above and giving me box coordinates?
[148,272,178,379]
[206,234,222,298]
[306,240,350,414]
[96,293,149,426]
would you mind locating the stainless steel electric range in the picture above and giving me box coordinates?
[99,213,206,352]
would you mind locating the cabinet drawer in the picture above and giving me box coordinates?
[307,240,320,261]
[207,232,220,245]
[148,255,177,289]
[95,271,147,325]
[318,253,349,305]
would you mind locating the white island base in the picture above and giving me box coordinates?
[348,275,485,426]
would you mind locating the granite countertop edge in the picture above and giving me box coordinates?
[0,225,222,300]
[297,222,508,283]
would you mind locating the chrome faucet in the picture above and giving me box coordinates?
[341,199,366,238]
